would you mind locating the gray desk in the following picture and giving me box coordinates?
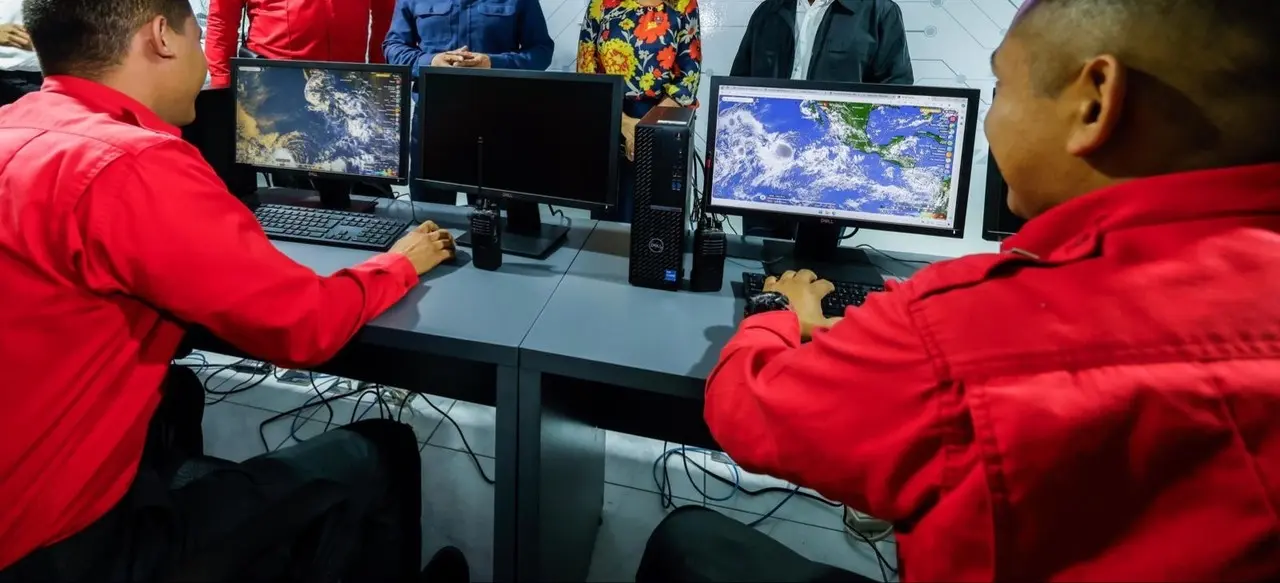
[514,222,939,582]
[274,203,586,367]
[189,201,596,583]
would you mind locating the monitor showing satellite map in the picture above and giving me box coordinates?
[707,83,970,230]
[234,63,406,179]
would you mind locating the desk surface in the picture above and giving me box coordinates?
[519,222,941,399]
[278,203,594,366]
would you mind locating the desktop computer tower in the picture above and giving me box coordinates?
[629,107,695,290]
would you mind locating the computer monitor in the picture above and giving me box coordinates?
[230,58,412,210]
[417,68,623,258]
[182,88,258,202]
[704,77,980,283]
[981,151,1026,241]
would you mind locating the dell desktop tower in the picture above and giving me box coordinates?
[628,107,695,291]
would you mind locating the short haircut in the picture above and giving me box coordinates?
[1011,0,1280,162]
[24,0,195,78]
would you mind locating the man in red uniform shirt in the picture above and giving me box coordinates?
[0,0,463,580]
[203,0,394,89]
[638,0,1280,581]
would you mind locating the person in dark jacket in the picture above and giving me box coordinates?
[731,0,913,237]
[731,0,911,83]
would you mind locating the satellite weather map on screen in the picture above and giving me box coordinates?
[708,84,969,229]
[234,64,405,179]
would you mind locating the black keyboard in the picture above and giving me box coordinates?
[741,272,885,318]
[254,204,410,252]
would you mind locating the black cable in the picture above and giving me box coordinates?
[547,206,571,228]
[408,393,495,484]
[839,227,860,240]
[847,521,897,582]
[653,447,895,581]
[855,243,933,266]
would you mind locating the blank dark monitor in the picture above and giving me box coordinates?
[416,68,623,258]
[182,88,257,201]
[417,68,622,208]
[981,152,1026,241]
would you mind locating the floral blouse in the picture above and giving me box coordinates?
[576,0,702,116]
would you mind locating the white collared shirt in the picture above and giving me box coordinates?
[0,0,37,73]
[790,0,835,80]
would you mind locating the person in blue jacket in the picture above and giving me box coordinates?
[384,0,554,204]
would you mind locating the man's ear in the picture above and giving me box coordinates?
[1063,54,1127,157]
[143,15,179,60]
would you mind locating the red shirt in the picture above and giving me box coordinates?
[204,0,396,89]
[707,164,1280,581]
[0,76,417,570]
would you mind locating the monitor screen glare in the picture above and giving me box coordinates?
[234,64,406,179]
[708,83,971,231]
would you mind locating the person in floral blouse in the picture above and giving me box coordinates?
[577,0,701,222]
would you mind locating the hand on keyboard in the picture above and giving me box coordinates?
[390,221,457,275]
[765,269,840,340]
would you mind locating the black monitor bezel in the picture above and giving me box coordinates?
[414,67,624,210]
[981,151,1025,241]
[702,75,980,240]
[228,58,413,185]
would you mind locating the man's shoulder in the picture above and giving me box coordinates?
[0,91,183,159]
[897,251,1031,302]
[747,0,788,19]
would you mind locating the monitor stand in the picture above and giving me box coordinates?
[257,179,378,213]
[761,222,883,285]
[456,200,569,259]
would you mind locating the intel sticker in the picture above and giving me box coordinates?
[664,269,677,282]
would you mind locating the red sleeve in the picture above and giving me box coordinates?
[369,0,396,64]
[76,140,418,369]
[204,0,244,89]
[704,285,948,522]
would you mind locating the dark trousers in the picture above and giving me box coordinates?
[637,506,875,583]
[0,366,422,582]
[0,70,42,106]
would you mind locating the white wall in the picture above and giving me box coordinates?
[544,0,1015,257]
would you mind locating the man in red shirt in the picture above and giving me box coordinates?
[203,0,394,89]
[0,0,463,580]
[638,0,1280,581]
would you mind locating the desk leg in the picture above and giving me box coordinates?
[512,369,605,581]
[494,365,520,583]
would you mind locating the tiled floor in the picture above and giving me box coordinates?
[193,353,897,582]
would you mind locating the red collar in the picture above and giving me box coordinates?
[40,75,182,138]
[1002,163,1280,259]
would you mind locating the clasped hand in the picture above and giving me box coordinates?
[764,269,842,340]
[431,47,491,69]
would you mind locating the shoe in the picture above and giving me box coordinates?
[420,546,470,583]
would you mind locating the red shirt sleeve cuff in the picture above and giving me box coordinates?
[741,310,803,346]
[365,252,419,289]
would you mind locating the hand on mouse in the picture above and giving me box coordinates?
[390,220,456,275]
[764,269,839,340]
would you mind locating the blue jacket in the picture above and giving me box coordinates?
[383,0,554,77]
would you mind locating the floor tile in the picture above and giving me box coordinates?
[702,453,846,531]
[427,400,496,458]
[604,431,706,503]
[203,401,279,462]
[421,446,497,583]
[196,357,455,446]
[587,483,701,582]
